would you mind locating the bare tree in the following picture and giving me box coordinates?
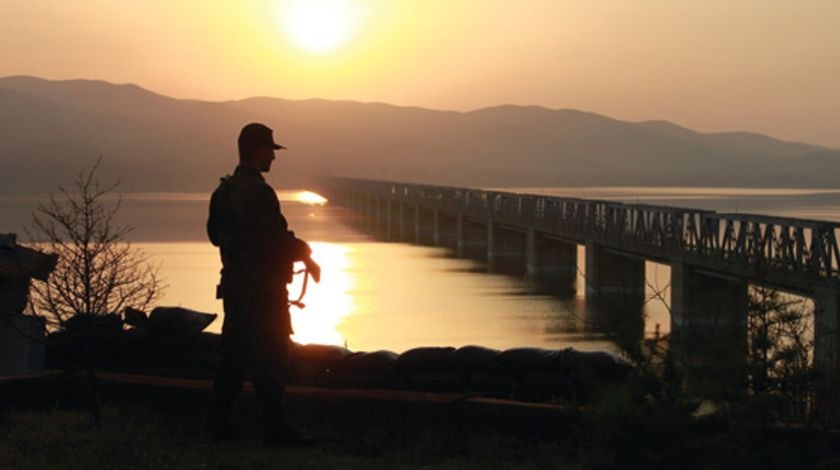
[26,157,164,423]
[27,158,162,325]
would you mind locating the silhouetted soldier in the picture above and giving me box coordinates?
[207,122,320,446]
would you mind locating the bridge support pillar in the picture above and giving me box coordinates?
[526,230,577,295]
[584,241,645,300]
[376,197,387,239]
[487,220,495,269]
[814,286,840,389]
[365,194,375,233]
[373,197,385,239]
[415,207,435,245]
[384,198,403,242]
[433,211,458,249]
[585,242,645,345]
[398,202,406,242]
[456,215,465,257]
[457,217,488,259]
[384,199,393,241]
[414,206,421,244]
[670,261,748,395]
[433,210,441,246]
[488,222,527,274]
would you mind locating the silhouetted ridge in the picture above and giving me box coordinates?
[1,75,839,193]
[637,119,823,158]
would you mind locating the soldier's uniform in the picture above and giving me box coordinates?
[207,164,309,439]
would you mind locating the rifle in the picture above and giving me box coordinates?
[288,252,320,309]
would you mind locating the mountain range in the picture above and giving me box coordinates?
[1,75,838,194]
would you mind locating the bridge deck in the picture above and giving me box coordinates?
[319,178,840,294]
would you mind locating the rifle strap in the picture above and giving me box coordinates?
[288,267,310,309]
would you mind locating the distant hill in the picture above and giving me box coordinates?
[634,120,824,158]
[1,75,839,193]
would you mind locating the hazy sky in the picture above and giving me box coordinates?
[2,0,839,147]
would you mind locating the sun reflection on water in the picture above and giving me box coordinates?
[288,241,354,346]
[293,190,328,206]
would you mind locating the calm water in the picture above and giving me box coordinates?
[5,187,840,353]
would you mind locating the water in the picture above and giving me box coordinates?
[4,186,840,353]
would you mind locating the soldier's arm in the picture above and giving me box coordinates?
[262,185,321,282]
[251,184,320,282]
[207,186,227,247]
[250,184,296,249]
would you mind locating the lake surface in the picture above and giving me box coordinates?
[4,186,840,353]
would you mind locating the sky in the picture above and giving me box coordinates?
[1,0,839,147]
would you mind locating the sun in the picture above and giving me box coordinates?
[278,0,362,54]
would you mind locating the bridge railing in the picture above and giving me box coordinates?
[694,213,840,279]
[321,177,840,283]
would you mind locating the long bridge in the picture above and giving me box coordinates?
[314,177,840,383]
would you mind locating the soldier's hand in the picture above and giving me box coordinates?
[305,258,321,283]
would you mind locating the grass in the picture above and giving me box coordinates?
[0,405,577,469]
[3,376,840,469]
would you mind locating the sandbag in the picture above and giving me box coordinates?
[561,349,634,380]
[290,361,327,386]
[64,313,123,337]
[496,347,565,375]
[397,347,456,374]
[452,345,501,373]
[148,307,217,335]
[291,343,352,371]
[339,350,399,376]
[123,307,148,328]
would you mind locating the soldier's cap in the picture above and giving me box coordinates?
[238,122,286,150]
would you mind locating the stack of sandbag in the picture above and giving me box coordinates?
[290,343,399,388]
[286,342,634,403]
[451,345,517,394]
[331,350,400,388]
[290,343,353,386]
[397,347,458,390]
[113,306,220,378]
[49,310,637,401]
[46,313,125,369]
[496,347,634,401]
